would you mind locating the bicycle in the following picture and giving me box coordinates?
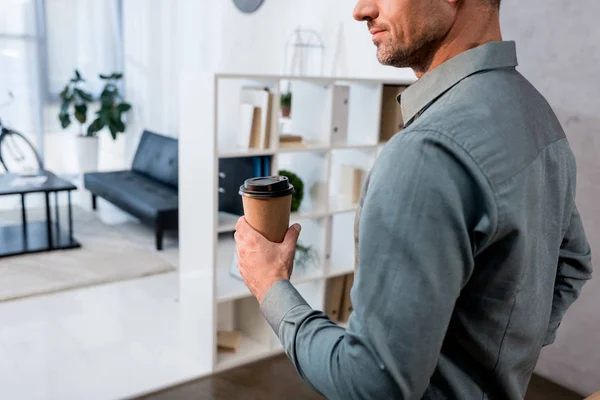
[0,91,44,174]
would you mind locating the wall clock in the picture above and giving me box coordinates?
[233,0,265,14]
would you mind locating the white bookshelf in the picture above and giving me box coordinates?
[179,72,415,375]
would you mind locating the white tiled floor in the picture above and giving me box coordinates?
[0,273,211,400]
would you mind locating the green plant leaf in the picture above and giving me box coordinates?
[87,117,104,136]
[74,104,88,124]
[99,73,111,80]
[108,123,118,140]
[117,103,131,112]
[74,88,93,102]
[112,72,123,80]
[60,99,71,114]
[75,69,82,81]
[59,112,71,129]
[59,85,69,99]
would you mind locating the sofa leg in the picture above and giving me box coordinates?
[91,194,97,210]
[155,228,164,251]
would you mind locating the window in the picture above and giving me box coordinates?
[0,0,45,158]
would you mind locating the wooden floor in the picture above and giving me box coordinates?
[135,355,582,400]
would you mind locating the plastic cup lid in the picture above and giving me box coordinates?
[239,176,295,198]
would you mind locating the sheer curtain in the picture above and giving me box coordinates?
[45,0,121,96]
[122,0,180,164]
[43,0,123,176]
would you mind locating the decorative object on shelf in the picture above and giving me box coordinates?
[217,330,242,353]
[280,91,292,117]
[284,28,325,77]
[88,72,132,141]
[294,241,317,268]
[279,169,304,212]
[232,0,264,14]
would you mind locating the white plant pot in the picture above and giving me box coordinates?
[75,135,99,173]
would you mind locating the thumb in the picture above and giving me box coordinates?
[283,223,301,247]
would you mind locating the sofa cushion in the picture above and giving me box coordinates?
[84,170,178,223]
[131,130,178,188]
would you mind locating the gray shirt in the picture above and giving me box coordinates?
[260,41,593,399]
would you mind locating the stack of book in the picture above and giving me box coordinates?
[238,87,276,150]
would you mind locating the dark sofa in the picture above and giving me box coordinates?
[84,130,178,250]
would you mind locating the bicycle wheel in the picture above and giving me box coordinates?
[0,129,44,174]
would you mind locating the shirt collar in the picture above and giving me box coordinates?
[399,41,519,126]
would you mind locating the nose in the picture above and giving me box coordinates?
[353,0,379,21]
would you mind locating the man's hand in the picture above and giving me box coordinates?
[234,216,302,303]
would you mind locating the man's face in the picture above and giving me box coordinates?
[353,0,456,70]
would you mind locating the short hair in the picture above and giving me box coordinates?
[488,0,501,8]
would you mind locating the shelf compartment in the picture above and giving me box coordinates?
[329,148,375,213]
[329,212,357,278]
[216,296,276,371]
[330,81,383,148]
[276,151,329,215]
[217,77,280,157]
[217,231,325,303]
[278,79,332,148]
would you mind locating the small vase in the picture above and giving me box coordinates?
[281,106,291,118]
[75,135,99,173]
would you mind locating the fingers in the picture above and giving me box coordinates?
[283,223,302,248]
[235,216,246,231]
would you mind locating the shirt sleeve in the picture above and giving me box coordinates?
[260,131,494,399]
[544,205,593,345]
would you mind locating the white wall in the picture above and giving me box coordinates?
[214,0,415,80]
[500,0,600,395]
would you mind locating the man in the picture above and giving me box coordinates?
[234,0,593,398]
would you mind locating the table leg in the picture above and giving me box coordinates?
[55,191,60,231]
[45,192,53,249]
[21,194,27,242]
[68,191,73,242]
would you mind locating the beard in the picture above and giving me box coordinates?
[375,27,447,74]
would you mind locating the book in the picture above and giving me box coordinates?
[240,87,273,149]
[217,330,242,352]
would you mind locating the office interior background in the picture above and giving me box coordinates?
[0,0,598,399]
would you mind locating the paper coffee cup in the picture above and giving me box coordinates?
[239,176,295,243]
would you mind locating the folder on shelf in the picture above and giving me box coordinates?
[379,85,408,143]
[325,276,346,322]
[240,87,274,149]
[339,165,367,204]
[339,273,355,322]
[331,85,350,146]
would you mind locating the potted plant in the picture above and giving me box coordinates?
[279,169,304,212]
[280,92,292,118]
[59,69,97,172]
[58,70,132,173]
[87,72,131,140]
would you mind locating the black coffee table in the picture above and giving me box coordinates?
[0,171,80,257]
